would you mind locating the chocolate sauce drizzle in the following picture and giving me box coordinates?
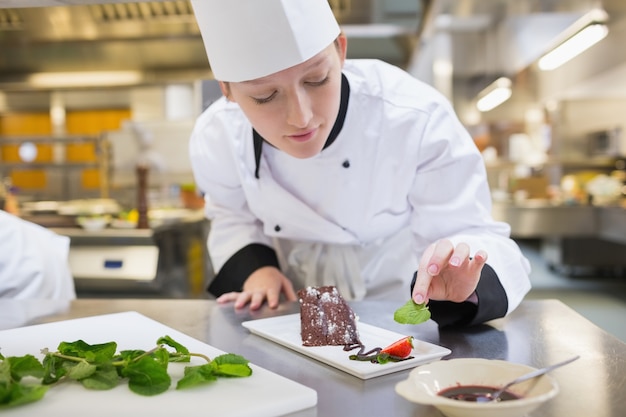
[344,342,413,364]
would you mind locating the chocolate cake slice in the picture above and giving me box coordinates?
[298,286,361,347]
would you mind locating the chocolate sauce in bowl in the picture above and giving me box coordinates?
[438,385,521,402]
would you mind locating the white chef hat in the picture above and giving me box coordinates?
[190,0,341,82]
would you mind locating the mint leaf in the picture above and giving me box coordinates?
[157,336,191,363]
[57,340,117,363]
[176,354,251,390]
[176,364,217,390]
[0,356,48,409]
[6,355,44,381]
[211,354,252,378]
[42,353,67,384]
[65,361,97,381]
[394,300,431,324]
[121,355,171,396]
[80,367,119,391]
[0,381,48,409]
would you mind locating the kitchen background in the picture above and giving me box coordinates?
[0,0,625,340]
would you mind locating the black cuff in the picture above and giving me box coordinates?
[207,243,280,297]
[409,263,508,328]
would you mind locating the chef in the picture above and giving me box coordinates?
[189,0,531,327]
[0,210,76,299]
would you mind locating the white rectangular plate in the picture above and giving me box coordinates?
[242,314,451,379]
[0,311,316,417]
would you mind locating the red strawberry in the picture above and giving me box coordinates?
[380,336,414,358]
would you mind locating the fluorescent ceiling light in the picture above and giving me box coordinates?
[538,24,609,71]
[341,24,410,38]
[476,77,512,112]
[28,71,142,88]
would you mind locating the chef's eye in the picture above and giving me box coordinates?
[306,76,329,87]
[252,91,277,105]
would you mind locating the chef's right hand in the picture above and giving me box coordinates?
[216,266,297,310]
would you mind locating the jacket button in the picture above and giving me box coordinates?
[274,225,281,232]
[342,159,350,168]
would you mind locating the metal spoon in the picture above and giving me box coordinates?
[483,355,580,402]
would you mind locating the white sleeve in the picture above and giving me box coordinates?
[0,211,76,300]
[188,107,273,273]
[408,101,531,314]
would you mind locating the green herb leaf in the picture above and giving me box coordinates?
[118,349,146,362]
[6,355,44,381]
[80,367,119,391]
[121,355,171,396]
[211,354,252,378]
[0,358,10,385]
[0,356,48,409]
[157,336,191,363]
[64,361,97,381]
[57,340,117,364]
[376,353,391,364]
[176,364,217,390]
[42,354,68,384]
[393,300,431,325]
[0,381,48,409]
[176,354,251,390]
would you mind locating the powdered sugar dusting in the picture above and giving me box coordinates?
[297,286,361,347]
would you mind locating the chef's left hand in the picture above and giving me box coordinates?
[411,239,487,305]
[216,266,298,310]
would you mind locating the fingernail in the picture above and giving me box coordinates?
[428,264,438,275]
[450,257,460,267]
[414,294,424,304]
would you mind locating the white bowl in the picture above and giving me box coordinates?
[395,358,559,417]
[76,216,109,231]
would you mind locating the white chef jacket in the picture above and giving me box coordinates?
[189,59,531,322]
[0,211,76,299]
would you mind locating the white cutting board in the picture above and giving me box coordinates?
[0,311,317,417]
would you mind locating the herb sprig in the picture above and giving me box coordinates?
[0,335,252,409]
[393,300,431,324]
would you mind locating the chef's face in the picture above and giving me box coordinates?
[220,35,347,159]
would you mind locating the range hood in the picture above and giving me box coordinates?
[0,0,425,91]
[0,0,625,101]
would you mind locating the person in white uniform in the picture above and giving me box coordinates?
[188,0,531,327]
[0,210,76,299]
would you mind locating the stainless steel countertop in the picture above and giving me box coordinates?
[3,298,625,417]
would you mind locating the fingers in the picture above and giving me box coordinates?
[216,291,264,309]
[426,239,455,275]
[248,291,266,310]
[412,242,437,304]
[216,272,297,310]
[216,292,240,304]
[282,278,298,302]
[448,242,470,268]
[413,240,486,304]
[468,249,488,275]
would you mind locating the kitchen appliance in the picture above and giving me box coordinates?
[587,127,624,157]
[52,218,211,298]
[56,228,162,294]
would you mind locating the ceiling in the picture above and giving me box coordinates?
[0,0,625,95]
[0,0,427,91]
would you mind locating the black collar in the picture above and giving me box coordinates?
[252,73,350,179]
